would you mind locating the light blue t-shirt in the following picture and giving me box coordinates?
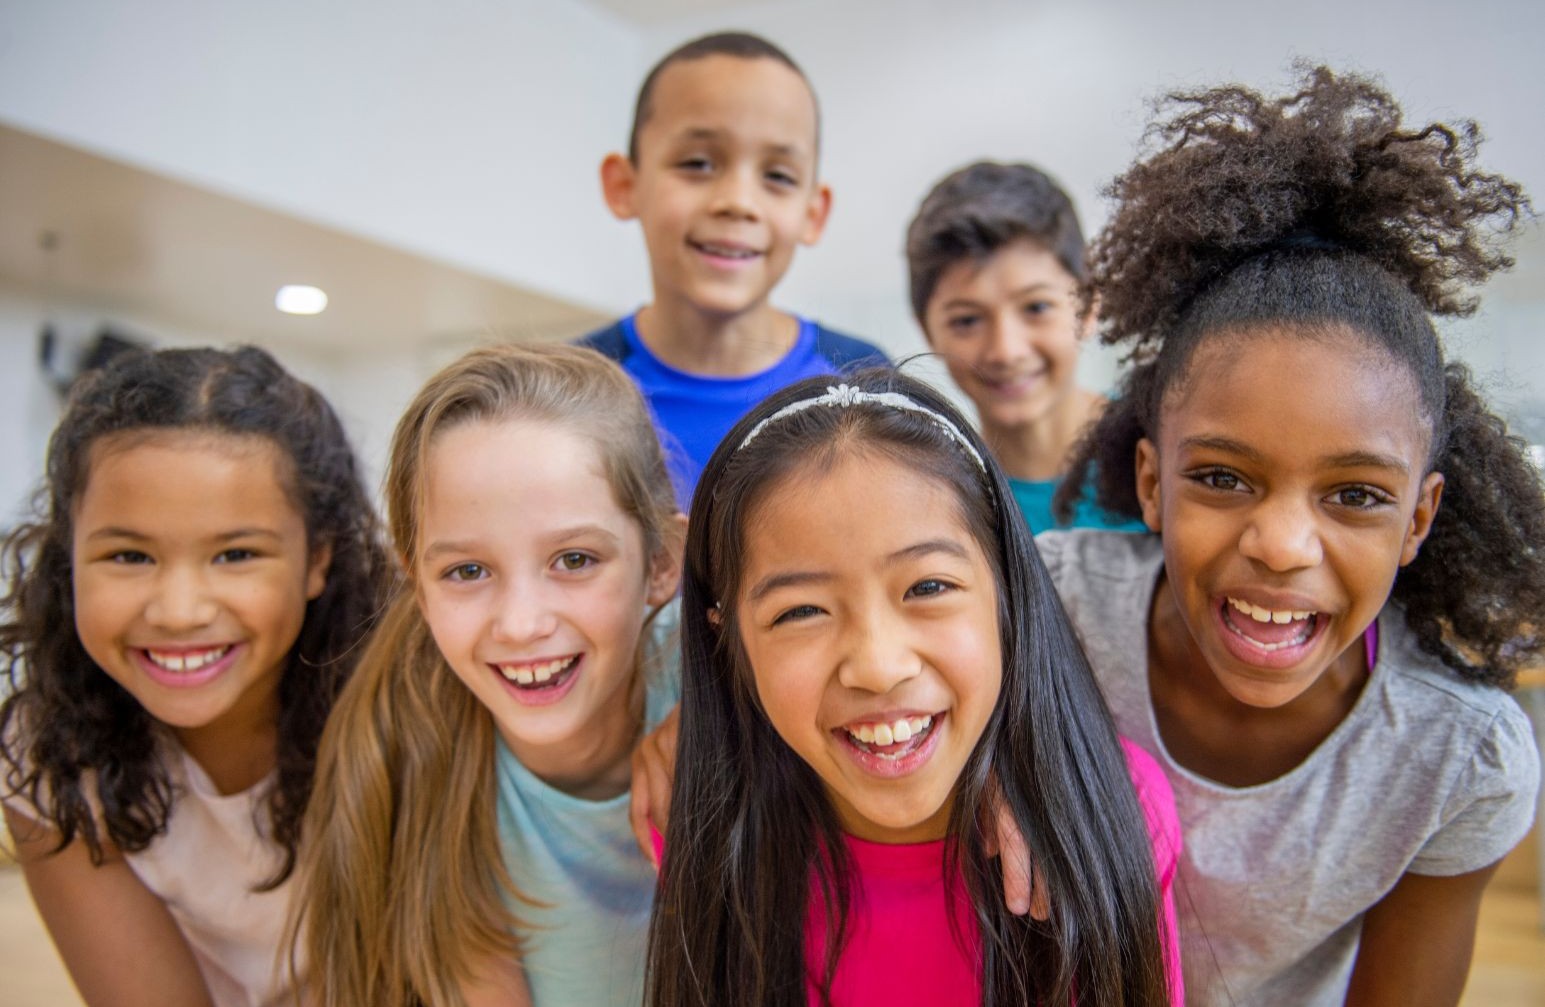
[494,605,680,1007]
[1009,475,1147,535]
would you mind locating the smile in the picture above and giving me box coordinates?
[689,239,761,261]
[144,645,233,672]
[1220,597,1321,653]
[834,712,944,777]
[493,654,579,689]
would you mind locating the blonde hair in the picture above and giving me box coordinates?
[289,342,679,1007]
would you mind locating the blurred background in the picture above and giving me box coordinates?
[1,0,1542,1001]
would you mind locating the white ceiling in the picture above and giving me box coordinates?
[0,123,607,354]
[585,0,758,26]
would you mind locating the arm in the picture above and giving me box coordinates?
[1344,862,1502,1007]
[5,804,214,1007]
[629,703,679,867]
[458,953,533,1007]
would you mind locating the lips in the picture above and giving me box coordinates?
[833,711,944,778]
[489,654,583,707]
[688,238,763,266]
[1215,595,1327,669]
[135,644,240,688]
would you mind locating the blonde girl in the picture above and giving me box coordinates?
[293,343,683,1007]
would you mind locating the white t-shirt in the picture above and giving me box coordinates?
[4,737,294,1007]
[1037,529,1541,1007]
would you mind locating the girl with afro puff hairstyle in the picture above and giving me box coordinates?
[1038,66,1543,1005]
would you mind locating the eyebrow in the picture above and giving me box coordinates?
[1179,435,1411,475]
[419,523,622,563]
[84,526,282,543]
[675,128,808,159]
[746,538,973,603]
[940,282,1060,312]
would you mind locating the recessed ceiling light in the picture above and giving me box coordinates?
[276,285,328,315]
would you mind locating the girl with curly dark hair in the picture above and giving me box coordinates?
[1038,66,1544,1005]
[0,345,391,1006]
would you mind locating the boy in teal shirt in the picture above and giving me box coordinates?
[906,161,1143,533]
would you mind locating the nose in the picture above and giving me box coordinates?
[836,603,923,696]
[145,564,219,631]
[979,310,1032,369]
[710,165,760,221]
[1238,493,1324,572]
[489,576,560,646]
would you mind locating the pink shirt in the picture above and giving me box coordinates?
[803,738,1185,1005]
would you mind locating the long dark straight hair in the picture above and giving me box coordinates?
[647,369,1170,1006]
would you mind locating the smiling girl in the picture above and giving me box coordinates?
[0,346,390,1006]
[292,343,684,1007]
[1044,67,1545,1004]
[649,370,1183,1005]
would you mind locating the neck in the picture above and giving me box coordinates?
[172,687,280,796]
[635,298,798,377]
[983,387,1103,482]
[502,678,645,800]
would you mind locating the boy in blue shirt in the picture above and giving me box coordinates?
[580,32,885,508]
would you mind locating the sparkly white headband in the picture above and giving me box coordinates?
[735,383,988,472]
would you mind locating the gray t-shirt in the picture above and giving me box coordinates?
[1037,529,1540,1007]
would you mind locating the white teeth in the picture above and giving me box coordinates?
[696,241,756,258]
[498,656,575,686]
[1227,597,1315,625]
[146,647,230,672]
[846,715,932,748]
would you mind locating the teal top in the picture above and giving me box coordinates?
[1009,476,1147,535]
[494,603,680,1007]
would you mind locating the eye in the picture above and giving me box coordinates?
[771,603,824,626]
[765,167,799,187]
[1187,468,1247,493]
[554,551,596,572]
[944,314,981,334]
[905,578,955,600]
[108,550,153,565]
[677,156,712,173]
[1022,300,1053,317]
[443,562,487,583]
[1329,485,1391,510]
[215,547,257,563]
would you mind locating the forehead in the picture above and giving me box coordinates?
[932,238,1077,303]
[1163,330,1433,463]
[421,418,634,539]
[78,430,300,526]
[639,54,818,157]
[739,449,984,580]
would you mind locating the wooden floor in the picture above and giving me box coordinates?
[1,834,1541,1005]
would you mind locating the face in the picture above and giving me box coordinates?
[736,451,1002,844]
[71,432,329,746]
[1136,330,1443,707]
[416,419,679,765]
[602,54,831,319]
[922,239,1088,434]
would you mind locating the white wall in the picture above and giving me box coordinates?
[0,0,650,314]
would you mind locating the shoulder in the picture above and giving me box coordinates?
[573,318,632,363]
[1035,528,1161,592]
[1119,737,1182,879]
[809,323,889,371]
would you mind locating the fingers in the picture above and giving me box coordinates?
[991,790,1050,920]
[628,747,659,870]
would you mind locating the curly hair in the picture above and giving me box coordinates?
[1059,65,1545,686]
[906,161,1087,324]
[0,345,392,886]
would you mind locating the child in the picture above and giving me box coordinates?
[906,161,1145,534]
[1043,67,1544,1004]
[293,343,684,1007]
[648,370,1184,1005]
[0,346,391,1006]
[581,30,887,509]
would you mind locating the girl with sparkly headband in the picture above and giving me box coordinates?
[648,369,1183,1006]
[1041,66,1543,1004]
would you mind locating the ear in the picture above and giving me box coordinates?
[1076,292,1100,342]
[1135,437,1162,533]
[305,540,334,601]
[645,512,689,606]
[799,182,833,246]
[1399,471,1445,566]
[600,152,639,221]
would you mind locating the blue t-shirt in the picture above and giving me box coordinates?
[494,605,680,1007]
[576,313,887,509]
[1010,475,1148,535]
